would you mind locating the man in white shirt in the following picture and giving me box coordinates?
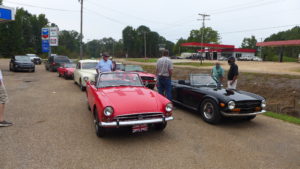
[0,70,12,127]
[156,50,173,100]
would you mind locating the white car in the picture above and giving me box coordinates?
[74,59,98,91]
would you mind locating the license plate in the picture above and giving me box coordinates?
[132,124,148,133]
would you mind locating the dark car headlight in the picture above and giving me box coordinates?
[261,100,266,108]
[228,101,235,110]
[103,106,114,117]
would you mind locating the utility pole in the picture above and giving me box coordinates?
[198,13,210,63]
[260,38,263,60]
[79,0,83,60]
[144,32,147,60]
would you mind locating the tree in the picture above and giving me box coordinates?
[0,0,2,5]
[241,35,257,49]
[188,27,220,44]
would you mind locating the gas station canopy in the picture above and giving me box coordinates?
[0,5,15,22]
[180,42,234,49]
[256,39,300,47]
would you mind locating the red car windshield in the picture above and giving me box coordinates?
[97,72,144,88]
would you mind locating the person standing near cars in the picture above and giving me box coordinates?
[211,62,224,85]
[96,52,113,74]
[227,56,239,89]
[0,70,12,127]
[156,50,173,100]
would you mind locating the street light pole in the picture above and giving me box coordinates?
[79,0,83,60]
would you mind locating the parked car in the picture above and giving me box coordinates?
[252,56,263,61]
[172,74,266,124]
[57,63,76,79]
[114,62,125,71]
[45,55,71,72]
[86,72,174,137]
[73,60,98,91]
[124,65,156,89]
[26,54,42,65]
[9,55,35,72]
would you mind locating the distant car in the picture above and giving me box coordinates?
[86,72,174,137]
[26,54,42,65]
[218,56,227,61]
[124,65,156,89]
[9,55,35,72]
[252,56,262,61]
[57,63,76,79]
[45,55,71,72]
[114,62,125,71]
[73,60,98,91]
[172,74,266,124]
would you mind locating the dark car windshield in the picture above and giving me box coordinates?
[190,74,218,87]
[124,65,144,72]
[54,57,70,63]
[97,72,143,88]
[82,62,97,69]
[15,56,31,62]
[64,63,76,68]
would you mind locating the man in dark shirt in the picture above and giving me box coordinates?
[227,56,239,89]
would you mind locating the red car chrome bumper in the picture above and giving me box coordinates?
[98,116,174,127]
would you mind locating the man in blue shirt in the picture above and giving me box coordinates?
[96,52,113,74]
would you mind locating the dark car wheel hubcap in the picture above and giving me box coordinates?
[203,102,214,119]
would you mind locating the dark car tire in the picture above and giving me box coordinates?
[245,115,256,121]
[79,79,86,91]
[200,98,222,124]
[9,65,12,71]
[154,122,167,131]
[58,73,61,77]
[32,69,35,72]
[64,72,68,79]
[94,108,106,138]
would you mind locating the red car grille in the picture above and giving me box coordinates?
[114,113,163,121]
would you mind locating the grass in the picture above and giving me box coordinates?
[174,62,214,67]
[126,58,158,63]
[264,112,300,125]
[267,56,298,62]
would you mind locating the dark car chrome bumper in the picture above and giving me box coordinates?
[221,110,266,117]
[98,116,174,127]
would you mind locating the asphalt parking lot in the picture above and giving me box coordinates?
[0,59,299,169]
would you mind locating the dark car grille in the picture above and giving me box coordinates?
[19,63,33,68]
[141,76,154,81]
[114,113,163,121]
[236,101,261,108]
[235,100,261,113]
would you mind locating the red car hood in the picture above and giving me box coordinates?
[66,68,75,72]
[98,86,161,116]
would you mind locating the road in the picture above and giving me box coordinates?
[0,60,299,169]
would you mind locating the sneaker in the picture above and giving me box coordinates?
[0,121,13,127]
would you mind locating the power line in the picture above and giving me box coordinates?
[220,24,300,34]
[84,8,128,25]
[5,0,78,12]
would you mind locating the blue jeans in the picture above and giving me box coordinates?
[158,76,172,101]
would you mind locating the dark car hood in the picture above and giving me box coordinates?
[201,87,264,102]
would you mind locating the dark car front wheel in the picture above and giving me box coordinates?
[200,99,222,124]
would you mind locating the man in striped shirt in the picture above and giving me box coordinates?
[156,50,173,100]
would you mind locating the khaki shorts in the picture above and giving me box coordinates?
[0,84,8,104]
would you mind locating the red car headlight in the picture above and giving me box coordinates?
[103,106,114,117]
[165,103,173,112]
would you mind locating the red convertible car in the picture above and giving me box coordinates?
[124,65,156,89]
[57,63,76,79]
[86,72,174,137]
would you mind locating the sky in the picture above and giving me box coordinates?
[3,0,300,47]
